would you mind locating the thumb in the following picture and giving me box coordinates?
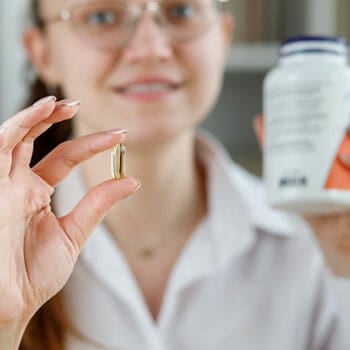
[59,177,140,252]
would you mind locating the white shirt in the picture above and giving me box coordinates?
[55,133,350,350]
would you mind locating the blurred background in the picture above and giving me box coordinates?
[0,0,348,175]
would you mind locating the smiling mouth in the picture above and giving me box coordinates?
[115,82,181,95]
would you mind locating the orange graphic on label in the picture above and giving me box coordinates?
[325,131,350,189]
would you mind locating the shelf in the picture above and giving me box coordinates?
[225,43,279,73]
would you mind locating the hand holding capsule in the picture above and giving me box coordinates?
[0,97,140,348]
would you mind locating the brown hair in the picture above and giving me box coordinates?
[20,1,73,349]
[25,0,72,166]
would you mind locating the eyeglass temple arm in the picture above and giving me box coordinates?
[42,9,72,24]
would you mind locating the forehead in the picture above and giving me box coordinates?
[38,0,64,15]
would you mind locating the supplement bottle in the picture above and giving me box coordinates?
[263,36,350,214]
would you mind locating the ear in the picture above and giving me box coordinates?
[253,114,265,149]
[23,27,60,87]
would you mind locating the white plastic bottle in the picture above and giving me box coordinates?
[263,36,350,215]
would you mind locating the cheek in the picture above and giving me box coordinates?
[48,32,114,99]
[182,30,227,117]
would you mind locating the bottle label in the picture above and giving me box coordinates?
[264,76,350,214]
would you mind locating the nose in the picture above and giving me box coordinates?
[121,15,173,65]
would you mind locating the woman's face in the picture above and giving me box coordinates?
[30,0,233,145]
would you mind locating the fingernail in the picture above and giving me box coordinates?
[107,129,128,138]
[56,99,81,107]
[132,179,142,192]
[108,129,128,142]
[32,95,57,107]
[0,124,6,135]
[339,153,350,165]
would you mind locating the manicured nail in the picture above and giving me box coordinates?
[107,129,128,136]
[32,96,57,107]
[132,179,142,192]
[339,153,350,165]
[0,124,6,135]
[0,125,7,149]
[56,99,81,107]
[107,129,128,143]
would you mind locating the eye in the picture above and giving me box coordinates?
[164,1,200,22]
[86,10,118,25]
[75,4,126,29]
[170,4,196,18]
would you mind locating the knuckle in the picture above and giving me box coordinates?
[24,178,54,212]
[61,154,79,169]
[55,141,80,168]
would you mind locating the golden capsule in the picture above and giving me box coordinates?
[111,143,126,179]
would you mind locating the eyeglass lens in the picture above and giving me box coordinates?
[67,0,219,50]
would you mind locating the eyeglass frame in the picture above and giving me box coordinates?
[36,0,230,51]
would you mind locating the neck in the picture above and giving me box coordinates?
[76,125,207,254]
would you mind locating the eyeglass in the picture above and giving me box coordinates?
[40,0,228,51]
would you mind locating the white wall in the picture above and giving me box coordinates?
[0,0,28,121]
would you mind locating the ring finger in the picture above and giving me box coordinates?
[11,99,81,171]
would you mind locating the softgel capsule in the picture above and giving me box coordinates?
[263,36,350,215]
[111,143,126,179]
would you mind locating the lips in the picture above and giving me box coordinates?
[119,82,177,94]
[113,78,182,96]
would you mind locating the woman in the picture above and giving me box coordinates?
[0,0,349,349]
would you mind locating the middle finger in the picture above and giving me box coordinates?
[33,129,128,186]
